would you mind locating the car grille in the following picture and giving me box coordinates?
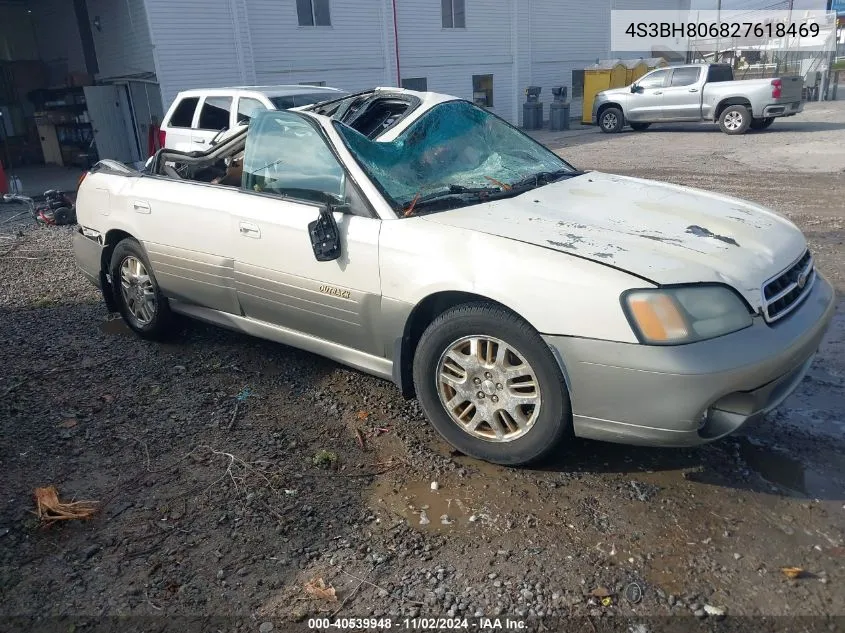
[762,250,815,323]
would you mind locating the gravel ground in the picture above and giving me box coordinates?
[1,103,843,633]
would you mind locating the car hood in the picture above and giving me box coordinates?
[423,171,806,310]
[597,87,630,99]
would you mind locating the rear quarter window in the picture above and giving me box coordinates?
[707,65,734,83]
[167,97,199,128]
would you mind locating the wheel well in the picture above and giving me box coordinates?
[99,229,134,312]
[596,102,621,120]
[102,230,133,266]
[394,291,515,399]
[716,98,751,119]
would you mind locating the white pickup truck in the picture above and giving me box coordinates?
[592,63,804,134]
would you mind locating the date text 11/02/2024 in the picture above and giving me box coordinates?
[625,21,820,39]
[307,617,527,630]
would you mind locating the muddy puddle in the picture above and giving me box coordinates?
[370,478,491,531]
[736,437,843,499]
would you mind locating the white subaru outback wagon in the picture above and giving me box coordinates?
[73,88,835,466]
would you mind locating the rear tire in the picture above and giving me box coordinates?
[412,302,572,466]
[629,122,651,131]
[718,105,751,135]
[109,238,175,341]
[598,107,624,133]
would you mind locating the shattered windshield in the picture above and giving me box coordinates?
[334,100,577,215]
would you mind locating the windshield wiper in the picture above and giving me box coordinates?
[400,184,504,216]
[509,169,583,191]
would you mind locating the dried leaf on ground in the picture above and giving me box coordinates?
[780,566,806,579]
[304,577,337,602]
[354,429,366,449]
[591,586,612,598]
[33,486,99,525]
[58,419,78,428]
[356,410,369,421]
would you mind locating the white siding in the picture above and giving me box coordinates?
[246,0,390,92]
[530,0,612,119]
[144,0,249,108]
[395,0,516,123]
[140,0,690,124]
[30,0,86,76]
[87,0,155,79]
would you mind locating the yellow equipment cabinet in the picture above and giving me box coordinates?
[642,57,669,73]
[582,59,627,124]
[622,59,649,85]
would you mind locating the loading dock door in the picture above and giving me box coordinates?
[84,85,135,163]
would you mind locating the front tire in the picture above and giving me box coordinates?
[629,122,651,131]
[719,105,751,134]
[110,238,175,340]
[598,107,624,133]
[412,302,572,466]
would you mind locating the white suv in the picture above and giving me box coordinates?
[159,85,347,153]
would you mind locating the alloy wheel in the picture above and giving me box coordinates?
[119,256,156,325]
[436,335,542,442]
[724,111,744,131]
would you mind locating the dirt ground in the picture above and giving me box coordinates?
[1,103,843,633]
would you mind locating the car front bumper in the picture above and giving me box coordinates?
[543,273,836,447]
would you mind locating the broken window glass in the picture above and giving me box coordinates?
[334,100,573,211]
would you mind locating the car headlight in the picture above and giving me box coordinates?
[622,285,752,345]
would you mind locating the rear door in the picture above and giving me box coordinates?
[628,69,670,121]
[230,110,384,356]
[125,175,240,314]
[192,96,233,150]
[661,67,703,121]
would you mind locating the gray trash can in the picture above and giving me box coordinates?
[522,86,543,130]
[549,86,570,131]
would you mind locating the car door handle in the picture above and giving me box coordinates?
[239,221,261,238]
[654,91,663,95]
[689,88,699,92]
[195,139,206,145]
[133,200,151,214]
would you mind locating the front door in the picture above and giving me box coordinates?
[627,68,670,122]
[230,110,384,356]
[661,67,703,121]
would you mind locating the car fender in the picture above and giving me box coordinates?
[379,217,644,344]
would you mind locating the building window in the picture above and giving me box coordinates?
[297,0,330,26]
[442,0,465,28]
[401,77,428,91]
[571,70,584,99]
[472,74,493,107]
